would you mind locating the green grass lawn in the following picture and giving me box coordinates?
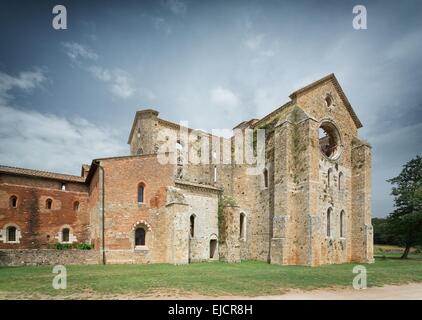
[0,255,421,298]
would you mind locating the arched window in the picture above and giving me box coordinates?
[340,210,345,238]
[62,228,70,242]
[326,208,332,237]
[325,94,333,108]
[135,227,146,246]
[240,213,246,240]
[9,196,17,208]
[46,198,53,209]
[263,168,268,188]
[73,201,80,211]
[327,168,333,188]
[138,183,145,204]
[213,165,217,182]
[190,214,195,238]
[6,226,17,242]
[338,172,343,191]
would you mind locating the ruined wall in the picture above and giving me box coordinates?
[0,175,90,249]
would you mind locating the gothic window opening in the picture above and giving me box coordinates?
[73,201,80,211]
[240,213,246,240]
[135,227,146,246]
[325,94,334,108]
[138,183,145,203]
[327,208,332,237]
[263,168,268,188]
[328,168,333,187]
[6,226,17,242]
[319,122,341,159]
[9,196,17,208]
[46,198,53,209]
[213,166,217,182]
[190,214,195,238]
[338,172,343,191]
[340,210,345,238]
[61,183,66,191]
[62,228,70,242]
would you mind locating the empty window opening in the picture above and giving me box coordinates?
[338,172,343,191]
[240,213,246,240]
[135,227,146,246]
[6,226,17,242]
[327,168,333,187]
[340,210,345,238]
[9,196,17,208]
[61,183,66,191]
[73,201,80,211]
[263,168,268,188]
[138,183,145,203]
[46,198,53,209]
[210,239,217,259]
[213,166,217,182]
[62,228,70,242]
[327,208,332,237]
[325,94,333,108]
[319,122,341,159]
[190,215,195,238]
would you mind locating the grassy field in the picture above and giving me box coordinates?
[0,254,421,298]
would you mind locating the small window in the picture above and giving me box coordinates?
[263,168,268,188]
[9,196,17,208]
[61,183,66,191]
[190,215,195,238]
[6,226,17,242]
[325,95,333,108]
[138,183,145,203]
[340,210,345,238]
[240,213,246,240]
[338,172,343,191]
[73,201,80,211]
[327,168,333,188]
[46,198,53,209]
[327,208,332,237]
[62,228,70,242]
[210,239,217,259]
[213,166,217,182]
[135,227,146,246]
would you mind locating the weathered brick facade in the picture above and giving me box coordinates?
[0,74,373,266]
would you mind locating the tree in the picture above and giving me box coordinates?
[386,155,422,259]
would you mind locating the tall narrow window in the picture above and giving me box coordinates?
[327,168,333,187]
[263,168,268,188]
[210,239,217,258]
[9,196,17,208]
[135,227,146,246]
[62,228,70,242]
[61,183,66,191]
[338,172,343,191]
[73,201,80,211]
[6,226,16,242]
[240,213,245,240]
[213,166,217,182]
[327,208,332,237]
[340,210,345,238]
[138,183,145,203]
[190,214,195,238]
[46,198,53,209]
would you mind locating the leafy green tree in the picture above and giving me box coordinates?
[386,155,422,259]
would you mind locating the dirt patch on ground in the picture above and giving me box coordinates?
[1,283,421,300]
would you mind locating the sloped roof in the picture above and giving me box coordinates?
[0,165,85,183]
[289,73,363,128]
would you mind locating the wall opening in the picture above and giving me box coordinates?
[263,168,268,188]
[338,172,343,191]
[6,226,16,242]
[190,214,195,238]
[327,168,333,188]
[138,183,145,203]
[9,196,17,208]
[46,198,52,209]
[327,208,332,237]
[135,227,146,246]
[62,228,70,242]
[319,121,341,159]
[240,213,246,240]
[210,239,217,259]
[340,210,345,238]
[73,201,80,211]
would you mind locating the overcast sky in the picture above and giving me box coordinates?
[0,0,421,217]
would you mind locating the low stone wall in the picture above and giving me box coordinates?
[0,249,100,266]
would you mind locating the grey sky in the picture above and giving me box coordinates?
[0,0,421,217]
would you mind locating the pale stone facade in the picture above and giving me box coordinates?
[0,74,373,266]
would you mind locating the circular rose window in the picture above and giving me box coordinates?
[318,121,342,159]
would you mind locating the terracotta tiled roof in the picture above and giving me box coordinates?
[0,165,86,183]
